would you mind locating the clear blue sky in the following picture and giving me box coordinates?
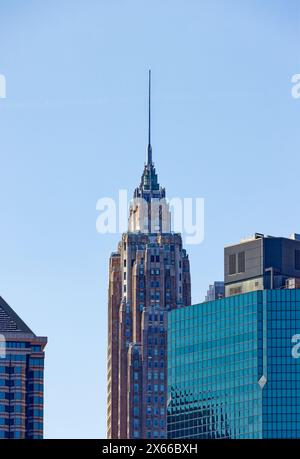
[0,0,299,438]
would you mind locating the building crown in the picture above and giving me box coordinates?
[129,71,170,234]
[134,70,166,203]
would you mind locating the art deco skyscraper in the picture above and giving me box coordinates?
[107,72,191,439]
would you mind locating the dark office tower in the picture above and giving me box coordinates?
[107,72,191,439]
[224,233,300,297]
[204,281,224,301]
[0,297,47,439]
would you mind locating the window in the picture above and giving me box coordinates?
[31,346,41,352]
[6,342,27,349]
[29,408,43,417]
[238,251,245,273]
[295,250,300,270]
[229,286,242,296]
[229,254,236,275]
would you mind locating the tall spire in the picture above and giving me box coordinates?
[134,70,166,201]
[147,69,152,165]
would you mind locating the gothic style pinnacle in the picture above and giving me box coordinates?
[147,69,152,165]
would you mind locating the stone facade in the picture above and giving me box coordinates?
[107,73,191,439]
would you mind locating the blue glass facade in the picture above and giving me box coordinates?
[0,336,46,439]
[167,290,300,439]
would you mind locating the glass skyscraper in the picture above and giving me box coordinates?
[0,296,47,439]
[168,290,300,439]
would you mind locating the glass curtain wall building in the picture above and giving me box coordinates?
[168,290,300,439]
